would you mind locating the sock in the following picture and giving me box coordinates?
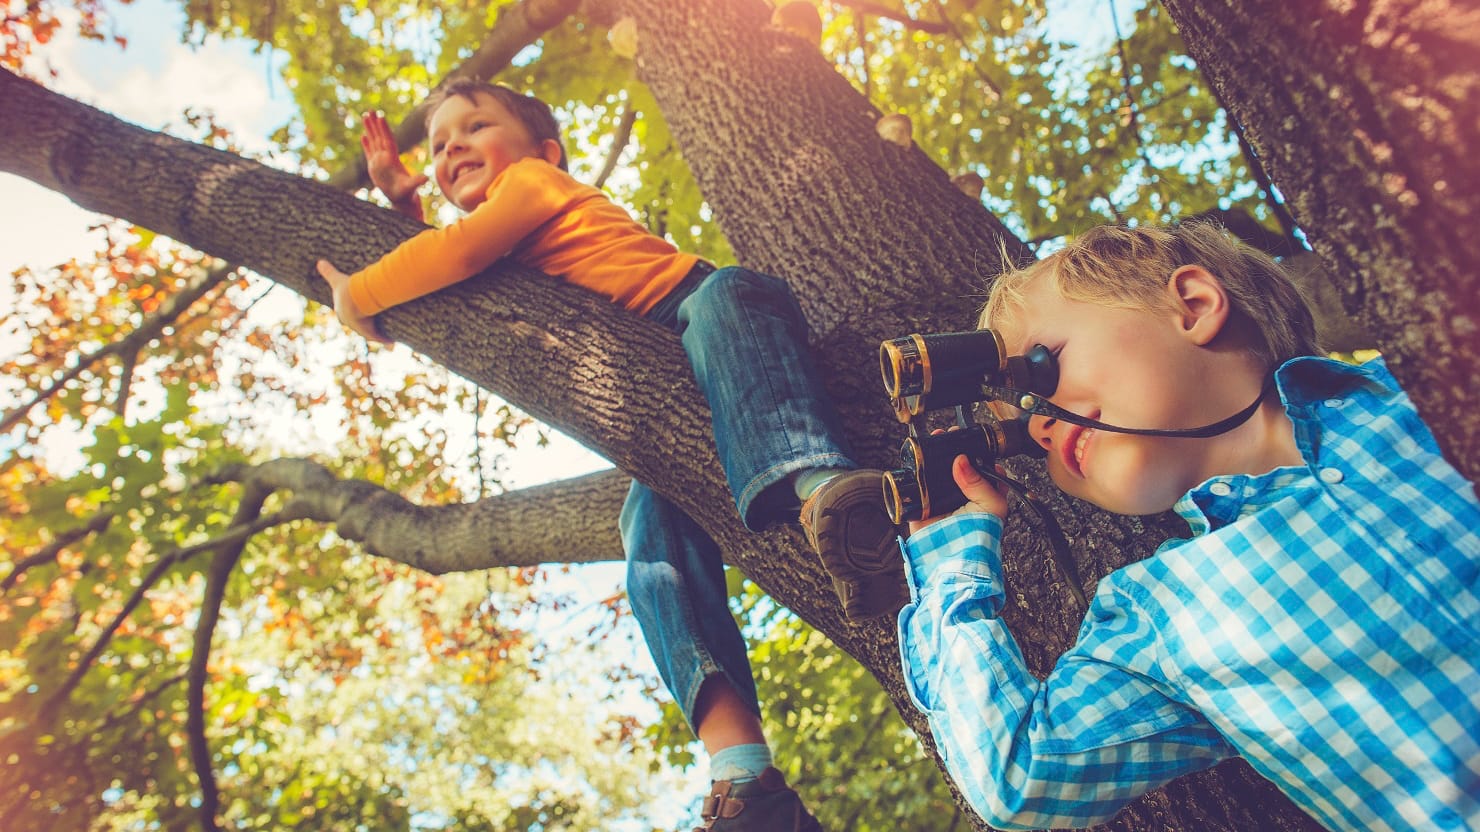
[709,743,773,784]
[794,467,849,501]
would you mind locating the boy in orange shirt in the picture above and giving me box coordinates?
[316,80,897,830]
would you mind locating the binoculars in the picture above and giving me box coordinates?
[879,330,1057,523]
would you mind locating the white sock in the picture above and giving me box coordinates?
[794,467,849,501]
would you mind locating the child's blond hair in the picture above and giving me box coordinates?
[424,78,569,171]
[980,223,1321,370]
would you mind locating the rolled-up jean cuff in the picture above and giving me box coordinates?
[737,451,858,531]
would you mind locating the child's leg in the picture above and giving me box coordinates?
[618,480,762,748]
[678,267,908,622]
[676,268,857,529]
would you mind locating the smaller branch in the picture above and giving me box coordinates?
[323,0,581,193]
[832,0,949,34]
[1,512,114,593]
[206,458,632,572]
[114,347,138,420]
[92,671,189,737]
[38,508,302,724]
[1107,0,1156,175]
[592,103,638,189]
[188,484,276,832]
[1,263,233,435]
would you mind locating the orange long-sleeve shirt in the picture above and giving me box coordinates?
[349,158,699,317]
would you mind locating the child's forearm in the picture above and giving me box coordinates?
[898,514,1233,828]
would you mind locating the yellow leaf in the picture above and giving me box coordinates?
[608,17,639,59]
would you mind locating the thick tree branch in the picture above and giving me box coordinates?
[1161,0,1480,481]
[205,459,632,570]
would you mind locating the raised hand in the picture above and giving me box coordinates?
[361,112,427,221]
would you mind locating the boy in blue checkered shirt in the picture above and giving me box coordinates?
[892,224,1479,830]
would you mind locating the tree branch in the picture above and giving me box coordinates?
[1,511,114,593]
[38,508,303,725]
[830,0,949,34]
[592,102,637,190]
[1,263,233,435]
[204,458,632,571]
[322,0,581,194]
[187,483,274,832]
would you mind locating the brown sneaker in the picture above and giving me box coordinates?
[693,767,823,831]
[799,470,909,623]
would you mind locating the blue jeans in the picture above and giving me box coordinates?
[621,266,857,728]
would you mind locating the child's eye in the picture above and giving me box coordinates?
[431,143,445,155]
[470,120,489,131]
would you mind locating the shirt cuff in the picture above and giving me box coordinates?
[901,512,1005,595]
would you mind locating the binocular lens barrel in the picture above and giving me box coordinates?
[880,330,1008,414]
[884,418,1043,524]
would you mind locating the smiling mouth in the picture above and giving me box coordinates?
[450,161,482,185]
[1062,425,1094,477]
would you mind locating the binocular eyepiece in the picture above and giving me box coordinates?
[878,330,1057,524]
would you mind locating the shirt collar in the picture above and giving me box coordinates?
[1173,356,1390,533]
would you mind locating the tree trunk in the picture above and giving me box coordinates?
[0,0,1333,817]
[1162,0,1480,483]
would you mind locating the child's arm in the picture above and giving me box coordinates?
[362,112,427,222]
[320,160,571,338]
[898,459,1235,829]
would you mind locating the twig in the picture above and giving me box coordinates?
[114,347,138,420]
[930,0,1004,100]
[1,512,114,593]
[1107,0,1155,174]
[832,0,949,34]
[1,263,233,435]
[38,508,301,723]
[592,102,637,190]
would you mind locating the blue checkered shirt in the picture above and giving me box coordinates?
[898,356,1480,831]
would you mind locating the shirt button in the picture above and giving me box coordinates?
[1209,482,1233,497]
[1319,467,1344,484]
[1323,398,1344,408]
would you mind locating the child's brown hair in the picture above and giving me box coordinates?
[981,223,1321,370]
[424,78,568,171]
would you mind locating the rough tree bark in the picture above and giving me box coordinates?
[1161,0,1480,482]
[8,0,1461,825]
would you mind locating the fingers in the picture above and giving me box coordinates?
[315,258,346,284]
[362,111,398,154]
[952,454,1009,516]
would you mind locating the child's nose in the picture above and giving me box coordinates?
[1029,414,1057,449]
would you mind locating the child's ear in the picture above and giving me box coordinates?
[1167,265,1230,346]
[539,139,563,167]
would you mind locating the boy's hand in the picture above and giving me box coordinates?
[906,454,1009,536]
[316,259,393,345]
[362,112,427,221]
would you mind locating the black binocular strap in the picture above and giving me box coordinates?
[985,376,1276,440]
